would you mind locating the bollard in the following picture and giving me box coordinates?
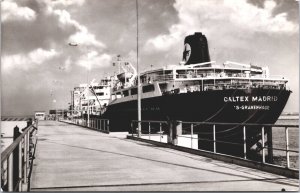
[169,121,182,145]
[175,121,182,145]
[159,123,162,142]
[13,126,21,190]
[27,118,32,127]
[167,121,173,144]
[107,120,110,132]
[137,121,141,138]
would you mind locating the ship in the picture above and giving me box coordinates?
[72,78,112,117]
[77,32,291,155]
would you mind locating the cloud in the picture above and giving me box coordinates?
[2,48,60,72]
[69,29,106,49]
[225,0,298,33]
[144,0,298,53]
[48,0,86,7]
[1,0,36,22]
[76,51,112,70]
[50,8,106,49]
[144,27,183,52]
[52,9,83,29]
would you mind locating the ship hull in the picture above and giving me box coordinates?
[102,88,290,154]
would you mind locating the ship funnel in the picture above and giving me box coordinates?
[182,32,211,65]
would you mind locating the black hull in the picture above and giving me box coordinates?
[101,88,290,154]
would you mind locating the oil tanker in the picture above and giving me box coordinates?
[83,32,291,154]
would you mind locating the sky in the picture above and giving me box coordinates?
[1,0,299,116]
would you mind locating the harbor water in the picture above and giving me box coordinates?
[273,119,299,168]
[1,121,27,150]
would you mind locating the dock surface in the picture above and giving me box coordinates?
[31,121,298,191]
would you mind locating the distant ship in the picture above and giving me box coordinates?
[101,32,291,153]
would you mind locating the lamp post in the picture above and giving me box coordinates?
[69,42,91,127]
[53,99,57,121]
[136,0,141,137]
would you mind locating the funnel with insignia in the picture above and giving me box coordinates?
[182,32,211,65]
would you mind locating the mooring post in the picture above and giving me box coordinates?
[137,121,141,137]
[266,126,273,163]
[173,121,182,145]
[167,121,173,144]
[159,123,162,142]
[27,118,32,127]
[107,120,110,132]
[13,126,21,190]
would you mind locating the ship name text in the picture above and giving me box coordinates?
[224,96,278,102]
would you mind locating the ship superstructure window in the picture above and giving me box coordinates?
[131,88,137,95]
[123,90,129,97]
[162,70,173,81]
[116,92,122,97]
[143,84,155,93]
[94,86,104,89]
[140,69,174,83]
[96,92,104,96]
[159,83,167,92]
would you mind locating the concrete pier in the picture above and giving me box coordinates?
[30,121,298,191]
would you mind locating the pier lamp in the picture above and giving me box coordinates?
[69,42,91,127]
[136,0,141,137]
[53,99,57,121]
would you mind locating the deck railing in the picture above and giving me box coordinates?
[1,121,38,192]
[131,120,299,170]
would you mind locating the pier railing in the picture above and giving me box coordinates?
[1,120,38,192]
[60,117,109,133]
[131,120,299,171]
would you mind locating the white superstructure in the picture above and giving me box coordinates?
[73,77,112,116]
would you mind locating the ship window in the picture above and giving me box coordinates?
[123,90,129,97]
[143,84,155,93]
[96,92,104,96]
[159,83,167,92]
[131,88,137,95]
[94,86,104,89]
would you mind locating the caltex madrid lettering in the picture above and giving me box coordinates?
[224,96,278,102]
